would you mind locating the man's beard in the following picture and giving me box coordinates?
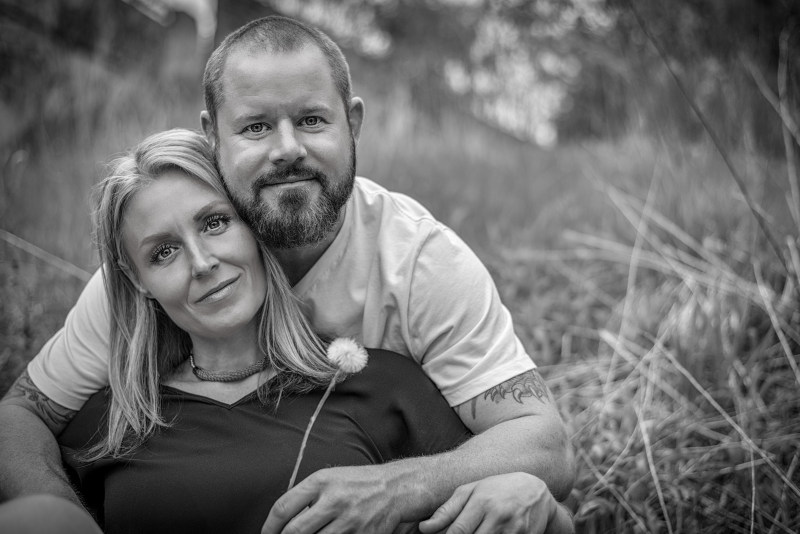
[226,141,356,249]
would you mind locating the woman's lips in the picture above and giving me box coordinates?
[196,275,240,304]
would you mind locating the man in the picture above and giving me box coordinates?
[0,15,574,533]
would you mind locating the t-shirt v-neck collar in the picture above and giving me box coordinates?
[292,197,353,298]
[159,384,259,410]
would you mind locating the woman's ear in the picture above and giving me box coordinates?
[118,260,153,299]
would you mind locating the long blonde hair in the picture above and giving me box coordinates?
[88,128,336,460]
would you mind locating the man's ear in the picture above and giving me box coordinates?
[348,97,365,143]
[200,110,216,150]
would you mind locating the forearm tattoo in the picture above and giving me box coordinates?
[3,370,77,433]
[456,370,552,420]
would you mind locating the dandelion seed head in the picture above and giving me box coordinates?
[326,338,368,373]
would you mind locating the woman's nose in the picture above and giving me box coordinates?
[188,241,219,278]
[269,122,307,166]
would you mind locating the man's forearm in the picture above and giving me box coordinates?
[262,398,574,533]
[444,415,573,499]
[386,415,574,520]
[0,404,81,506]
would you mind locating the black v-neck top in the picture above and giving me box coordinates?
[58,350,472,534]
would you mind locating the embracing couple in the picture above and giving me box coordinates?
[0,15,575,534]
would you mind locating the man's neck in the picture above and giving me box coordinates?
[272,208,346,286]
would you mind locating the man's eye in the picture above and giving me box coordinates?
[302,117,321,127]
[245,123,267,134]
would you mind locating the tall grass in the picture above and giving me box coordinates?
[2,30,799,534]
[543,183,799,532]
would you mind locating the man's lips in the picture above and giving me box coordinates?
[195,275,240,303]
[264,176,315,187]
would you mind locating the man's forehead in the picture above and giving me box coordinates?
[223,42,327,77]
[217,45,338,113]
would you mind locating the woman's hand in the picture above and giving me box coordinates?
[418,472,574,534]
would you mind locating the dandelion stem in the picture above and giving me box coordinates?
[287,369,342,491]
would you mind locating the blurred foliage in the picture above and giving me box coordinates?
[2,0,799,147]
[253,0,800,148]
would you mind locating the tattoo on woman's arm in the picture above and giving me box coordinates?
[3,370,77,433]
[456,370,552,420]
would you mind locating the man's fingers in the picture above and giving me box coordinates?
[261,482,319,534]
[418,483,476,533]
[442,503,485,534]
[281,505,335,534]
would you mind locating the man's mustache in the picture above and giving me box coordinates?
[251,165,326,196]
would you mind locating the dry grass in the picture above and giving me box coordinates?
[2,33,799,534]
[493,156,800,532]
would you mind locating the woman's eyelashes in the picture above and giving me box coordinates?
[149,243,177,264]
[203,213,232,233]
[148,214,234,265]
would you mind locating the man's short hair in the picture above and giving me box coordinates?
[203,15,353,131]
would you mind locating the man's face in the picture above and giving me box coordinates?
[206,45,362,249]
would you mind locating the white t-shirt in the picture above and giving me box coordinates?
[28,177,534,410]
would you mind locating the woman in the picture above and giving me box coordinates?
[57,128,472,533]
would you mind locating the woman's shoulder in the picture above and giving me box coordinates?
[58,388,111,449]
[352,349,436,391]
[362,348,421,373]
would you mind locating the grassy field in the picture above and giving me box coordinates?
[2,36,799,534]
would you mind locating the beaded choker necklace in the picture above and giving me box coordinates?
[189,352,267,382]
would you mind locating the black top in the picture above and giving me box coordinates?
[59,349,472,534]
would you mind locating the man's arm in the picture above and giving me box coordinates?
[0,268,110,506]
[261,369,574,534]
[0,370,81,506]
[453,368,574,500]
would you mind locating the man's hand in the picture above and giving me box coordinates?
[418,473,574,534]
[0,370,81,506]
[261,463,420,534]
[262,370,574,534]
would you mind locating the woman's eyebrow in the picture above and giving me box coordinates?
[137,231,173,251]
[193,200,231,222]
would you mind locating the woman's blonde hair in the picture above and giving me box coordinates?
[88,128,336,460]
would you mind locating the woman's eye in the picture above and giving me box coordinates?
[204,214,231,233]
[150,245,176,264]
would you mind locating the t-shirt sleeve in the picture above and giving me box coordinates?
[27,268,111,411]
[407,225,535,407]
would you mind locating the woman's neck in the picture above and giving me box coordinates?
[163,321,272,402]
[188,321,262,371]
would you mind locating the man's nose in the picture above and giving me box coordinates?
[269,121,307,166]
[188,240,219,278]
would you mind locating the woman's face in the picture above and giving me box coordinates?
[121,170,267,342]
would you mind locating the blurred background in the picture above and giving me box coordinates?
[1,0,799,532]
